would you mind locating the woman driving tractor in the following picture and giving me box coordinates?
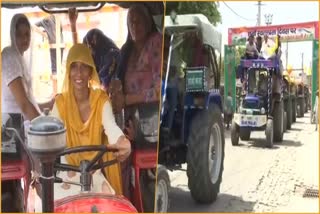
[29,44,131,212]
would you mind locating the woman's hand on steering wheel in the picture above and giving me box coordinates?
[106,135,131,162]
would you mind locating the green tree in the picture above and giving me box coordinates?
[166,2,221,25]
[220,57,224,79]
[235,46,246,66]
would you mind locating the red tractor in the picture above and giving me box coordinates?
[2,114,31,212]
[2,109,156,213]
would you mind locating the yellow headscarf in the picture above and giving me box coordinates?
[55,44,122,194]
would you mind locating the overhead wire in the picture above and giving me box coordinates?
[222,1,256,22]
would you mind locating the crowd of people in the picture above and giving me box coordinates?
[244,33,281,60]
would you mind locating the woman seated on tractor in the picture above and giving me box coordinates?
[68,8,120,92]
[29,44,131,212]
[111,4,162,199]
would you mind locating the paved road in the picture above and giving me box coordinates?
[167,112,319,212]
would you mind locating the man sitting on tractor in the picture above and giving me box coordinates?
[258,71,268,96]
[161,37,180,135]
[162,65,179,134]
[245,35,259,59]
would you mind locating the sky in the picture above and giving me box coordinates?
[216,1,319,70]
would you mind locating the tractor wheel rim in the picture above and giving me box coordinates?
[209,123,223,183]
[156,179,168,212]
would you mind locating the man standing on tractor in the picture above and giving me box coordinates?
[255,36,262,54]
[261,33,276,59]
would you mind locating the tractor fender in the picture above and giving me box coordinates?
[183,91,222,144]
[207,90,223,112]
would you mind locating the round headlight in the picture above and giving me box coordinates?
[261,107,266,114]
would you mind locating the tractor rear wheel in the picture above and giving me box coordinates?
[265,119,274,148]
[187,104,225,203]
[273,101,284,142]
[231,121,239,146]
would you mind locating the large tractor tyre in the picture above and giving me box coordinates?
[239,129,251,141]
[265,119,274,148]
[286,97,292,129]
[141,169,156,213]
[308,98,312,111]
[155,165,170,213]
[273,101,284,142]
[304,98,308,113]
[297,97,304,118]
[231,121,240,146]
[187,104,225,203]
[292,98,297,122]
[283,111,287,133]
[1,180,24,212]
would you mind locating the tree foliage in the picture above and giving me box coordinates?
[166,2,221,25]
[235,46,246,66]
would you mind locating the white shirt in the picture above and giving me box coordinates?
[261,39,276,58]
[1,46,40,114]
[51,101,123,145]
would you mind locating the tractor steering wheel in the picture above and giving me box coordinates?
[54,145,118,174]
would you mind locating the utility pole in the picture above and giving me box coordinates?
[257,1,262,26]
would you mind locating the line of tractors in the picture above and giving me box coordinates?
[231,56,312,148]
[283,71,311,129]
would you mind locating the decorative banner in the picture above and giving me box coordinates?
[228,21,319,45]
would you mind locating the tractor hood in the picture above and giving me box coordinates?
[245,94,260,102]
[242,94,266,111]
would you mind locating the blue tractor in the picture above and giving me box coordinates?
[231,58,285,148]
[156,14,225,212]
